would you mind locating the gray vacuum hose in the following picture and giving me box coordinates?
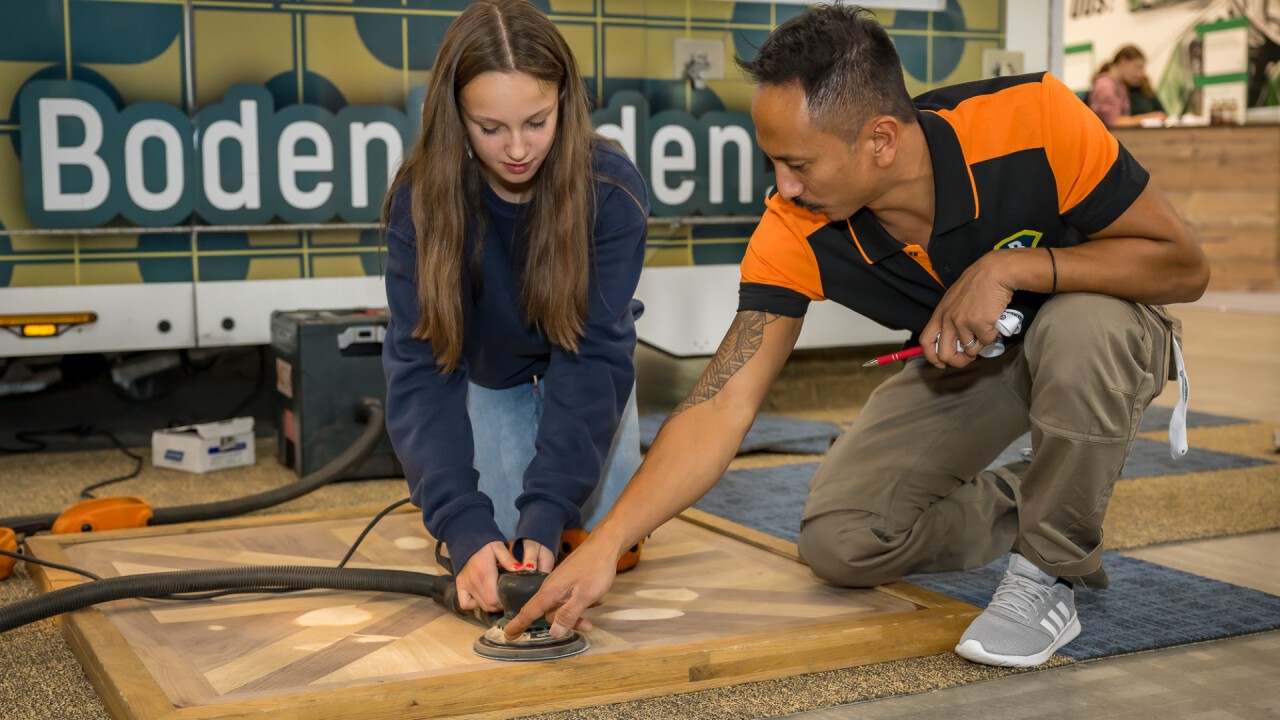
[0,565,451,633]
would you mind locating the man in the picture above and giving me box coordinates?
[505,4,1208,667]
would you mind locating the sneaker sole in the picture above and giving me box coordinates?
[954,616,1081,668]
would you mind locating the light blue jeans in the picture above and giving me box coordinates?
[466,379,640,539]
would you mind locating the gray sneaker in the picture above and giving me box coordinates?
[954,554,1080,667]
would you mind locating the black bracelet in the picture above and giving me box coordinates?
[1045,246,1057,296]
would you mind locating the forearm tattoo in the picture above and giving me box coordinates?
[669,311,781,419]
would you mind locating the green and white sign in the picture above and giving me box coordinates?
[19,80,768,229]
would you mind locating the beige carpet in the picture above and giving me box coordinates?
[1,416,1277,720]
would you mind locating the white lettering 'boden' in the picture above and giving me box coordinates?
[19,81,769,229]
[20,80,411,228]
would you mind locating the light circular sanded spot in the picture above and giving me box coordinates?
[393,536,430,550]
[295,606,371,627]
[206,625,225,632]
[635,588,699,602]
[600,608,685,621]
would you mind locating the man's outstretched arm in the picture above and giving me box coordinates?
[503,310,804,639]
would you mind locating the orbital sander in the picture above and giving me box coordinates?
[441,570,589,662]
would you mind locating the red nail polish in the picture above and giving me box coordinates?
[524,563,534,569]
[510,564,521,571]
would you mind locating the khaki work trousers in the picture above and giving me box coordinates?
[798,293,1181,589]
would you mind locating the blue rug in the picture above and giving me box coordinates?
[907,553,1280,660]
[645,406,1255,459]
[695,463,812,543]
[699,432,1275,539]
[986,435,1274,478]
[870,402,1272,478]
[640,413,840,455]
[696,451,1280,661]
[1138,406,1251,433]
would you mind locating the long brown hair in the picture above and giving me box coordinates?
[1096,44,1145,78]
[384,0,599,372]
[1098,45,1158,98]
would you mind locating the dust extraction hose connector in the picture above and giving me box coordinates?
[0,565,454,633]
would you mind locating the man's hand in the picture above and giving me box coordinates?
[500,310,803,641]
[455,540,522,612]
[921,251,1020,368]
[502,531,620,640]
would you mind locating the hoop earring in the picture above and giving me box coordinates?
[465,143,473,159]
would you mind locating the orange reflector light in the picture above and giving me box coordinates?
[0,312,97,327]
[0,312,96,338]
[22,324,58,337]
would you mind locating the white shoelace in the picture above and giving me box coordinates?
[987,572,1058,624]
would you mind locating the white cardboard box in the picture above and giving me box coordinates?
[152,417,255,474]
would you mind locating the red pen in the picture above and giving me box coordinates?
[865,310,1025,368]
[862,346,924,367]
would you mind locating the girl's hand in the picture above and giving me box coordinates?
[454,540,521,612]
[518,538,557,572]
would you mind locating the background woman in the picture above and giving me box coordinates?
[1090,45,1167,127]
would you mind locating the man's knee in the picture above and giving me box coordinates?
[1026,293,1157,435]
[798,512,905,589]
[1029,293,1145,364]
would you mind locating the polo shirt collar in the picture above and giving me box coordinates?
[919,110,978,235]
[848,209,905,263]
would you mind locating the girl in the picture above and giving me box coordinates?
[381,0,648,614]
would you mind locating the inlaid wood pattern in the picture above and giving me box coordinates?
[26,508,977,720]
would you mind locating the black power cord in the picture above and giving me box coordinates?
[0,548,103,582]
[0,426,143,499]
[164,496,415,602]
[337,498,415,568]
[1,346,267,499]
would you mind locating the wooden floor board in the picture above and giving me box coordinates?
[1122,531,1280,595]
[25,508,975,720]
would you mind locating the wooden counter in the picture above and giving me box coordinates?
[1113,125,1280,291]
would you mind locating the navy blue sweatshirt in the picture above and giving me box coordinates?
[382,142,648,572]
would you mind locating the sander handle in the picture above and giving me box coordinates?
[430,571,549,630]
[432,578,503,627]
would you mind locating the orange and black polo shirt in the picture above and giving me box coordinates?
[738,72,1150,339]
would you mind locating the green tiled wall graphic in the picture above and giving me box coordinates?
[0,0,1004,287]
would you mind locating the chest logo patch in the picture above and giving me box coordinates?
[994,230,1043,250]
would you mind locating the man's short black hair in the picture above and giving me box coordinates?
[736,3,916,134]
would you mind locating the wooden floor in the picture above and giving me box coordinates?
[789,627,1280,720]
[788,294,1280,720]
[26,509,975,720]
